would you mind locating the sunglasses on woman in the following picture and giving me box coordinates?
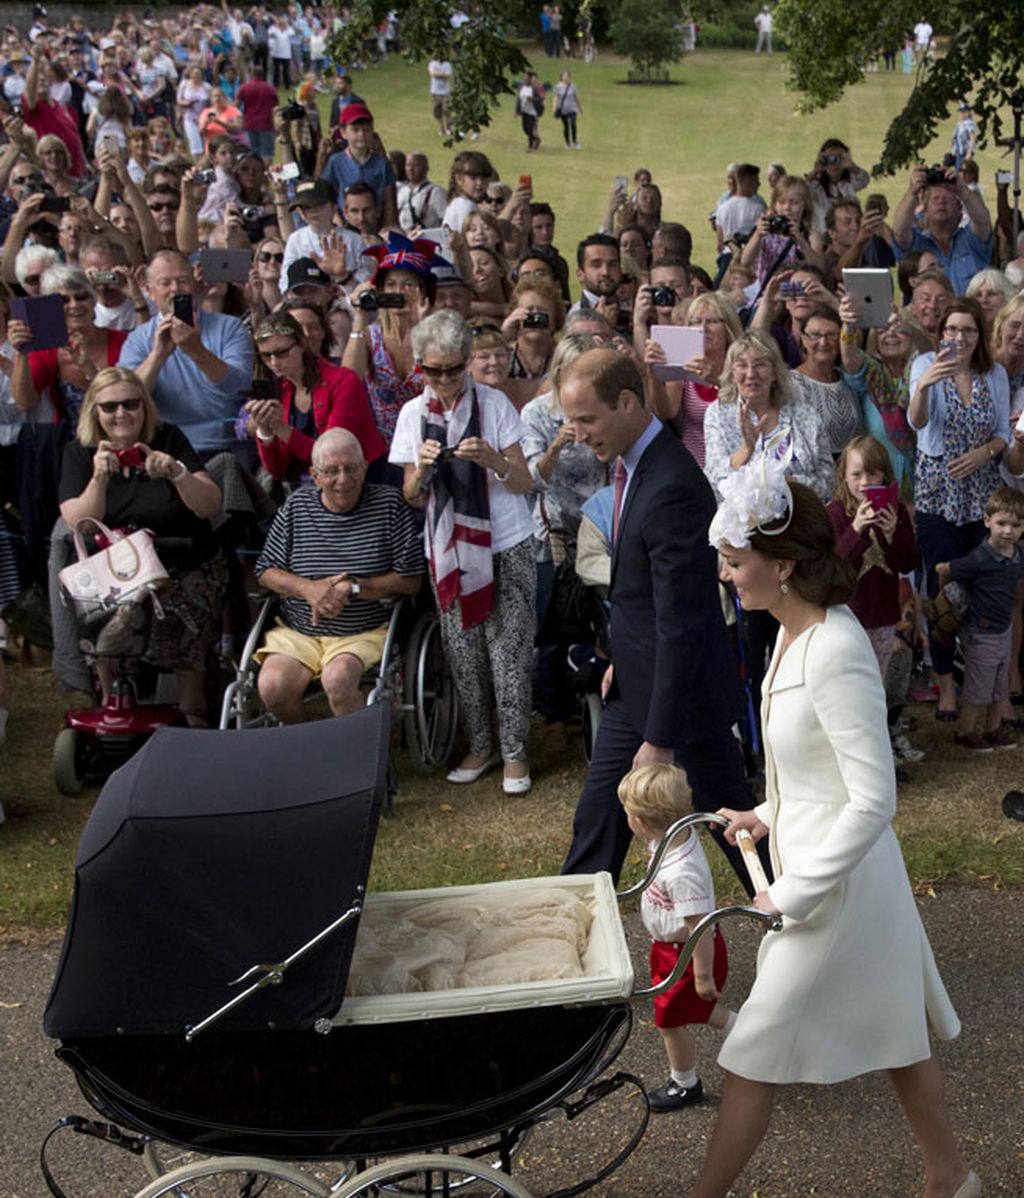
[257,251,284,264]
[419,360,467,379]
[60,292,93,306]
[96,397,144,413]
[258,342,298,360]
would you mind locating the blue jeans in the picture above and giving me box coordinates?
[247,129,276,161]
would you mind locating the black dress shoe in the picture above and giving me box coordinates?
[647,1077,704,1112]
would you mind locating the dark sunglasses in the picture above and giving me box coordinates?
[419,360,466,379]
[59,292,92,305]
[148,200,179,212]
[258,343,297,360]
[257,251,284,264]
[96,397,143,413]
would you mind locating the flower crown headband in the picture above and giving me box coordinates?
[708,453,794,551]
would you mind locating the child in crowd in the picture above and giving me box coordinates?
[828,436,921,762]
[618,763,734,1113]
[937,486,1024,751]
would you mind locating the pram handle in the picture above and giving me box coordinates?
[616,811,729,899]
[629,904,782,1000]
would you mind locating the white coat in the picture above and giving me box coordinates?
[718,605,960,1084]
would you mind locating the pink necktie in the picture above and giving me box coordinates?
[612,458,627,543]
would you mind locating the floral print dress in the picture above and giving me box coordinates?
[915,373,1001,524]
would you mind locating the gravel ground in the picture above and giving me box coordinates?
[2,887,1021,1198]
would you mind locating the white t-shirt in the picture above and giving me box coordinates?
[442,195,477,234]
[914,20,932,46]
[389,383,535,553]
[428,60,452,96]
[281,223,373,293]
[716,193,767,239]
[755,10,773,32]
[640,831,716,944]
[268,25,294,60]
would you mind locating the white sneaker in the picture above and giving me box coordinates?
[502,772,532,796]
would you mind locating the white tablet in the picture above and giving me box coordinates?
[650,324,705,382]
[842,268,894,328]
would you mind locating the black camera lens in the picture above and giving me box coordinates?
[357,291,380,311]
[522,311,550,328]
[650,287,677,308]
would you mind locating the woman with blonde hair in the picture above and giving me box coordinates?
[644,291,743,467]
[741,175,823,286]
[58,366,224,723]
[703,331,833,502]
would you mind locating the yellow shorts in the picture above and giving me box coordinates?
[254,620,389,677]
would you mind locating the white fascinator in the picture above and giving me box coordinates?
[708,455,794,550]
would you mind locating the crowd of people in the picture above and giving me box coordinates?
[0,5,1021,773]
[0,8,1011,1194]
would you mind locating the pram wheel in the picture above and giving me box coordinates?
[53,728,85,796]
[133,1154,332,1197]
[142,1143,355,1193]
[333,1154,534,1198]
[403,612,459,776]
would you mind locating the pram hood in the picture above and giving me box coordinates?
[44,704,390,1039]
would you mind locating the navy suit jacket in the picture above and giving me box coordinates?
[609,426,742,748]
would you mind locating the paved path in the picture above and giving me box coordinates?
[1,888,1021,1197]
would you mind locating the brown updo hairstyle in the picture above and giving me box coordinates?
[748,481,856,607]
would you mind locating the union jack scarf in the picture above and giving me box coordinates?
[423,384,493,628]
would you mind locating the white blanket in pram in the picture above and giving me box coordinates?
[345,887,594,996]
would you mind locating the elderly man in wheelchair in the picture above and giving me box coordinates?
[253,428,425,722]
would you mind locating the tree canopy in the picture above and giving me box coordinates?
[609,0,686,82]
[776,0,1024,177]
[327,1,531,142]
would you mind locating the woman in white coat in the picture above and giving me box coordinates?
[687,465,979,1198]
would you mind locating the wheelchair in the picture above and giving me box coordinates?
[218,592,459,775]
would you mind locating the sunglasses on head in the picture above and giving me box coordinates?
[97,397,143,413]
[257,250,284,264]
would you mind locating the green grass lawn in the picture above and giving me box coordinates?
[2,48,1022,935]
[330,45,1011,273]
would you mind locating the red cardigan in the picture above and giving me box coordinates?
[827,498,918,629]
[29,328,129,422]
[256,361,387,479]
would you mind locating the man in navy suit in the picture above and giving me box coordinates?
[559,348,760,888]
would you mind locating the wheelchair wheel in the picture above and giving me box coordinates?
[403,612,458,775]
[333,1154,533,1198]
[133,1154,331,1198]
[581,692,602,765]
[53,728,85,796]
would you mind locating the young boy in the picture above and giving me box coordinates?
[618,763,735,1112]
[937,486,1024,751]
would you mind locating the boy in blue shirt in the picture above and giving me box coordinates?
[937,487,1024,751]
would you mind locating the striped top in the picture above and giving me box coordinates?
[255,484,425,637]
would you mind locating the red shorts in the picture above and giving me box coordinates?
[650,927,728,1029]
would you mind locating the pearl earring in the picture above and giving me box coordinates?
[780,581,789,594]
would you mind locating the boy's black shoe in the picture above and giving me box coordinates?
[647,1077,704,1112]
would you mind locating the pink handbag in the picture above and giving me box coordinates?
[59,516,170,623]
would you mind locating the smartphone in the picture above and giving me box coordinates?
[91,270,122,285]
[517,174,532,192]
[438,446,457,461]
[865,482,899,512]
[9,294,69,351]
[269,161,300,182]
[938,339,957,358]
[38,194,71,214]
[172,293,194,326]
[250,377,281,400]
[997,170,1013,186]
[779,280,805,298]
[614,175,628,193]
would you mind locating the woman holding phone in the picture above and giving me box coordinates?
[908,296,1011,720]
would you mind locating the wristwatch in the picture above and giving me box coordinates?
[343,574,361,597]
